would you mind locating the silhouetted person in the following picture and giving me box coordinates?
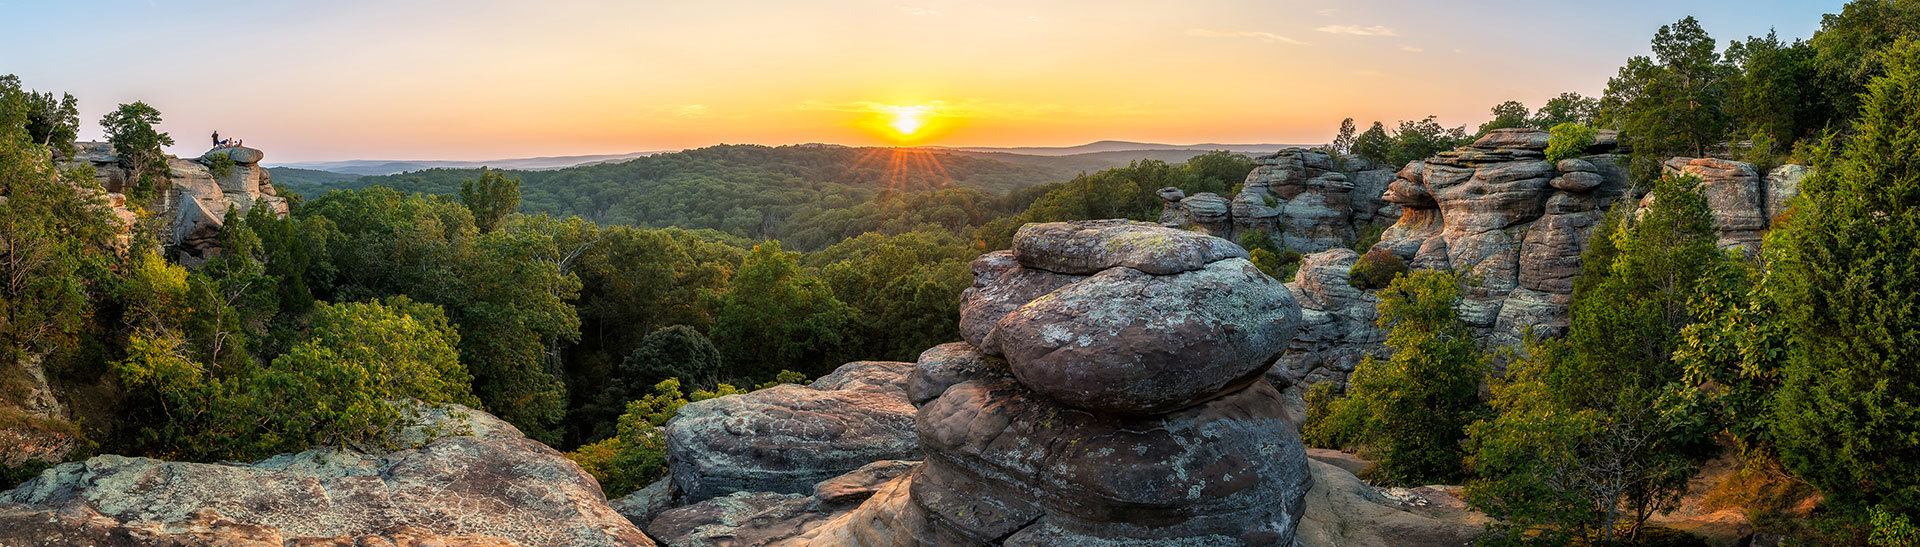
[212,130,220,147]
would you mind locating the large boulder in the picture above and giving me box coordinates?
[957,250,1079,355]
[907,342,1011,406]
[1011,219,1248,275]
[994,258,1301,414]
[914,379,1312,545]
[1293,460,1486,547]
[646,461,926,547]
[665,362,919,503]
[0,405,651,546]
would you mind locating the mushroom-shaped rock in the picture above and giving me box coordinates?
[914,379,1311,544]
[201,145,264,165]
[1550,171,1605,192]
[907,342,1011,406]
[994,257,1302,414]
[1011,219,1248,275]
[1157,186,1186,202]
[665,365,920,503]
[1471,128,1552,150]
[957,250,1080,355]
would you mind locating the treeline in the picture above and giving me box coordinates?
[1304,4,1920,545]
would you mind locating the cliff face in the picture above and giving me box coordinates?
[60,142,288,265]
[1256,129,1811,414]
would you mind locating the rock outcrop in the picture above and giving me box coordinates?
[0,404,652,546]
[648,460,923,546]
[665,361,920,503]
[1269,129,1811,410]
[1160,149,1398,252]
[917,219,1312,545]
[59,142,288,265]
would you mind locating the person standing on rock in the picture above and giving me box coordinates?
[211,130,220,148]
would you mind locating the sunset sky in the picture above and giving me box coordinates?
[2,0,1846,162]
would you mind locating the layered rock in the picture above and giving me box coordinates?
[664,361,920,503]
[648,460,924,546]
[1160,149,1398,252]
[1274,129,1811,408]
[58,142,288,265]
[0,404,651,546]
[921,220,1312,545]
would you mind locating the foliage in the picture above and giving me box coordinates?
[1389,116,1471,167]
[1533,92,1601,129]
[460,169,521,233]
[205,152,235,179]
[1727,31,1830,157]
[1479,100,1534,136]
[809,229,975,362]
[1331,117,1357,156]
[114,296,477,461]
[100,101,174,198]
[566,377,752,497]
[9,77,80,157]
[607,325,722,410]
[1353,121,1393,166]
[1807,0,1920,129]
[1767,38,1920,536]
[1303,270,1486,484]
[1467,177,1732,543]
[1601,17,1734,180]
[1347,248,1409,289]
[0,100,118,364]
[706,240,853,379]
[1545,123,1599,164]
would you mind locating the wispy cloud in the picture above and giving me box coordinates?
[1400,45,1424,53]
[1316,24,1397,36]
[791,99,1153,119]
[897,6,941,16]
[1186,28,1307,45]
[1315,8,1338,16]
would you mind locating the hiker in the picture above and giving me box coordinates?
[212,130,220,147]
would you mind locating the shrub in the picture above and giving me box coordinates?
[1544,122,1598,163]
[1306,270,1486,484]
[1348,248,1409,289]
[566,372,802,497]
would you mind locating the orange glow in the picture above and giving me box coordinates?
[855,104,951,145]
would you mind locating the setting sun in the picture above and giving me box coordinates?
[886,105,931,135]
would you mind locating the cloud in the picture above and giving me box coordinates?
[1315,8,1337,16]
[1186,28,1307,45]
[1315,24,1397,36]
[790,99,1151,120]
[897,6,941,16]
[1400,45,1424,53]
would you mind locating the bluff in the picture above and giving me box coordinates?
[1159,149,1398,251]
[60,142,289,265]
[1213,129,1812,414]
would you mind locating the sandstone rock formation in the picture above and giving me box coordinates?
[1293,458,1487,546]
[0,404,651,546]
[665,361,920,503]
[648,460,923,546]
[1159,149,1398,252]
[1268,128,1811,411]
[59,142,288,265]
[918,219,1312,545]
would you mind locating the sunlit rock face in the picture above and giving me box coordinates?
[58,142,288,266]
[1160,149,1399,253]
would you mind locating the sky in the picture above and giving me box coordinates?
[1,0,1849,162]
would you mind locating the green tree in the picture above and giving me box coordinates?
[1389,116,1470,167]
[461,169,521,233]
[100,101,174,196]
[809,229,974,362]
[1353,121,1393,166]
[1467,176,1732,542]
[612,325,722,403]
[1304,269,1487,484]
[23,89,79,157]
[1808,0,1920,130]
[1727,31,1829,156]
[1544,122,1599,164]
[1331,117,1357,156]
[1601,16,1734,180]
[1532,92,1601,128]
[1479,100,1534,135]
[707,240,853,379]
[1768,38,1920,535]
[0,78,118,364]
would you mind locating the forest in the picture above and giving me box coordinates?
[2,0,1919,545]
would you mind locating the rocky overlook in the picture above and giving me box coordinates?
[60,142,288,265]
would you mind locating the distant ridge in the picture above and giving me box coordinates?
[268,151,673,176]
[932,140,1318,156]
